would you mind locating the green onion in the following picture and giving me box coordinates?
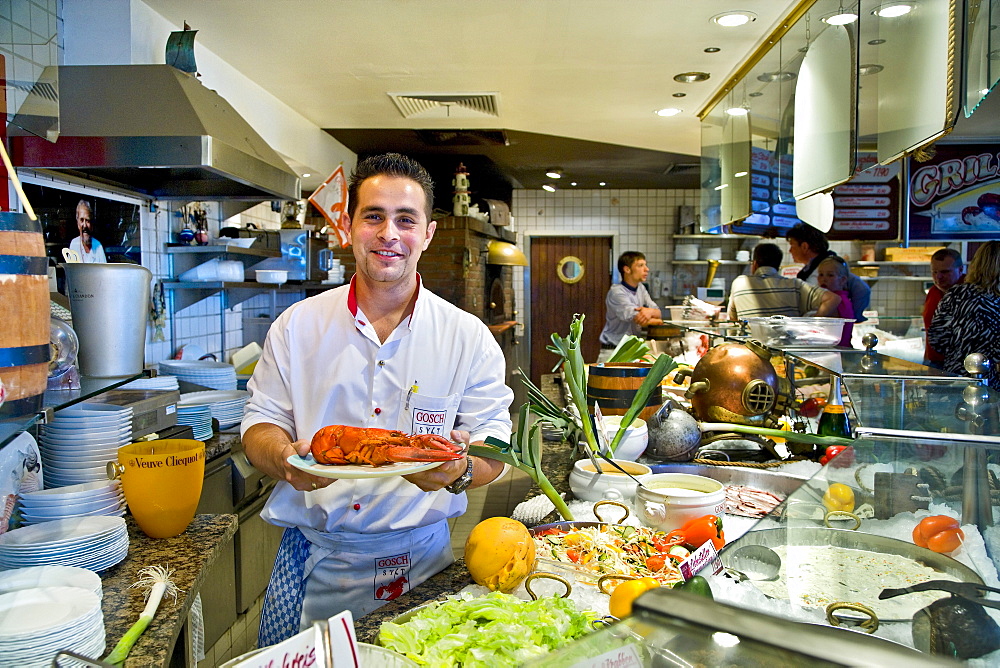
[104,566,180,666]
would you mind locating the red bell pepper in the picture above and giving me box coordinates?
[819,445,854,467]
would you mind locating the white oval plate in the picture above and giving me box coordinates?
[287,454,444,479]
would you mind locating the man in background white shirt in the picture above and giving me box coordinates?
[67,200,106,263]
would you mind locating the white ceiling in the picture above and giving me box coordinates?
[141,0,803,190]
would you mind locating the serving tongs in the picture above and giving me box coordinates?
[880,580,1000,610]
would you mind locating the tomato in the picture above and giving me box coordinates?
[819,445,854,466]
[645,554,666,572]
[913,515,964,554]
[680,515,725,550]
[608,578,660,618]
[799,397,827,418]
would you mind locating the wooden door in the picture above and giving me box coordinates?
[529,236,612,385]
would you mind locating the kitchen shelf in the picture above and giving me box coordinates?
[854,261,929,266]
[670,234,757,239]
[165,244,279,277]
[858,276,931,282]
[163,281,340,311]
[671,260,750,265]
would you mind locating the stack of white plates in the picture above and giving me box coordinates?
[176,404,214,441]
[37,405,133,488]
[0,565,102,600]
[159,359,237,390]
[17,480,126,526]
[674,244,699,261]
[0,586,105,668]
[119,375,180,391]
[178,390,249,430]
[0,516,129,572]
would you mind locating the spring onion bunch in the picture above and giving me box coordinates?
[104,565,181,665]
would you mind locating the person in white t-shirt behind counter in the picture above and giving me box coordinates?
[67,199,106,263]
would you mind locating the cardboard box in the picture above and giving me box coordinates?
[884,246,944,262]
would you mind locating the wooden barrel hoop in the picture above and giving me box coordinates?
[0,212,50,419]
[586,363,662,421]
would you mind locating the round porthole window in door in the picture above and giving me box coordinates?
[556,256,585,284]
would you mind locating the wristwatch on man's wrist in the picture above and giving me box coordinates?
[445,457,474,494]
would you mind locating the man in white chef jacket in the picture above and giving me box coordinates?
[242,153,513,644]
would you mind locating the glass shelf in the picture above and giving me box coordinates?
[670,260,750,265]
[0,371,147,450]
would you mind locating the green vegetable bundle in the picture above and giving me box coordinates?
[378,591,596,667]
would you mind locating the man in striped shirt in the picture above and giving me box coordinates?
[727,243,840,321]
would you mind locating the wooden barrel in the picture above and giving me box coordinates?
[646,324,682,340]
[0,212,50,419]
[586,363,662,421]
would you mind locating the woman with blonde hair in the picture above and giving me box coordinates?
[928,240,1000,385]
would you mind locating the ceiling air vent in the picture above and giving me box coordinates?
[662,162,701,175]
[415,129,509,147]
[388,92,500,119]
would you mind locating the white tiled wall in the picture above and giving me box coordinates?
[0,0,60,116]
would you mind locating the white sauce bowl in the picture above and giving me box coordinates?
[635,472,725,532]
[569,459,652,502]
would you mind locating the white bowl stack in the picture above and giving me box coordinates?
[159,359,237,390]
[17,480,125,526]
[0,516,129,572]
[178,390,249,431]
[0,586,105,668]
[38,404,133,489]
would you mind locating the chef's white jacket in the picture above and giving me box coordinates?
[242,276,514,534]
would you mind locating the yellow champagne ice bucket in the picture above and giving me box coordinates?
[109,439,205,538]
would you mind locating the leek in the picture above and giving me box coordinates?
[104,565,181,666]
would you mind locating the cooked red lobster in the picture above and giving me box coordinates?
[310,425,465,466]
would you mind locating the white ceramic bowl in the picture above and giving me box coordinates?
[255,269,288,285]
[634,472,726,532]
[569,459,652,502]
[601,416,648,461]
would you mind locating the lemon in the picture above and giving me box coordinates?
[464,517,536,592]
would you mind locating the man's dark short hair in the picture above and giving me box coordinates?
[786,222,829,255]
[347,153,435,219]
[618,251,646,275]
[753,243,783,269]
[931,247,963,269]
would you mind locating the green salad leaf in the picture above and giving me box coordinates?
[378,591,596,667]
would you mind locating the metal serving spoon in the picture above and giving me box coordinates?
[727,544,782,582]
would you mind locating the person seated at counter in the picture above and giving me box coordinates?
[816,256,855,347]
[786,222,870,322]
[241,153,513,645]
[928,240,1000,387]
[727,243,841,321]
[597,251,663,362]
[923,247,965,368]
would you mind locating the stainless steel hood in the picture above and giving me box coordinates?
[9,64,300,201]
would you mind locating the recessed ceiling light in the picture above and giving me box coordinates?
[859,63,884,76]
[704,47,721,53]
[868,38,887,45]
[570,182,578,187]
[655,107,682,117]
[980,88,992,96]
[714,183,729,191]
[672,92,687,98]
[302,173,312,178]
[542,184,556,192]
[823,9,858,25]
[599,182,607,187]
[734,171,749,178]
[756,71,796,83]
[545,168,563,179]
[712,11,757,27]
[725,106,749,116]
[674,71,711,83]
[873,2,913,17]
[748,91,764,97]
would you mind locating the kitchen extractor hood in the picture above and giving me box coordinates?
[8,65,300,201]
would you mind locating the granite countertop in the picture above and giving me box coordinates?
[356,438,579,644]
[98,514,238,667]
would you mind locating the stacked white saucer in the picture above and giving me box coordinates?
[178,389,249,430]
[0,565,102,599]
[176,403,214,440]
[0,516,129,572]
[0,586,105,668]
[159,359,237,390]
[17,480,126,526]
[38,404,134,488]
[119,375,180,391]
